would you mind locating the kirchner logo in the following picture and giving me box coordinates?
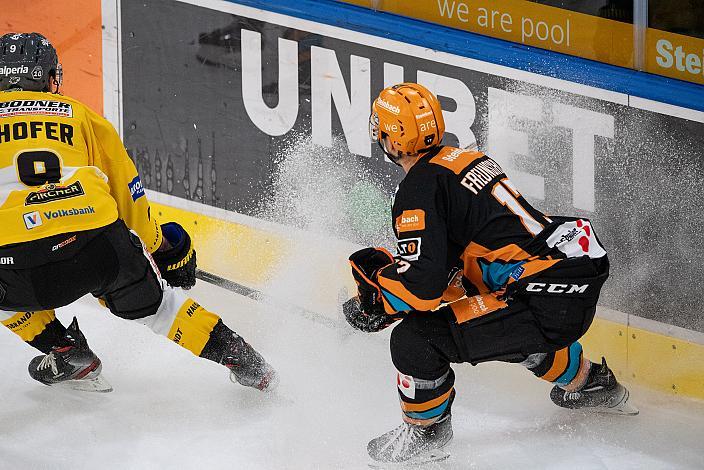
[25,181,85,205]
[43,206,95,219]
[376,97,400,115]
[0,65,29,76]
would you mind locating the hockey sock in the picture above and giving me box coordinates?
[397,368,455,426]
[1,310,68,354]
[528,341,592,391]
[199,319,239,364]
[163,298,222,356]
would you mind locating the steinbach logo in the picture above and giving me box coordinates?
[128,175,145,201]
[23,211,43,229]
[25,181,85,205]
[0,65,29,76]
[376,97,400,115]
[442,148,465,162]
[43,206,95,220]
[395,209,426,233]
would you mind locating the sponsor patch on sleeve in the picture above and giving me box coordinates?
[395,209,425,233]
[397,237,421,261]
[128,176,145,201]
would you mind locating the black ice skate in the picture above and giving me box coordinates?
[28,317,112,393]
[222,333,278,393]
[550,358,638,415]
[367,397,454,467]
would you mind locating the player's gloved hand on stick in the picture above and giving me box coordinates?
[152,222,197,289]
[342,296,398,333]
[344,247,397,332]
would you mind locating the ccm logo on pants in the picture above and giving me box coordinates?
[526,283,589,294]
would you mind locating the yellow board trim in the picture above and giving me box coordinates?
[582,317,704,400]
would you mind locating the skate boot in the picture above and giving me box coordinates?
[28,317,112,393]
[550,357,638,415]
[367,394,454,466]
[222,333,278,392]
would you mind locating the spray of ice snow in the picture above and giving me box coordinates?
[254,133,395,314]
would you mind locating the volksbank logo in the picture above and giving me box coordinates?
[43,206,95,220]
[376,97,400,115]
[23,211,43,229]
[0,65,29,76]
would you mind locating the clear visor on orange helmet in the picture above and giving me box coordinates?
[368,111,380,143]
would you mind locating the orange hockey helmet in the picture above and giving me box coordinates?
[369,83,445,162]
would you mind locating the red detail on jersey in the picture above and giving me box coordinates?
[579,236,590,252]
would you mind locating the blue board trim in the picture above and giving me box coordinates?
[229,0,704,113]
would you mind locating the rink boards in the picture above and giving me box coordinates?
[2,0,703,399]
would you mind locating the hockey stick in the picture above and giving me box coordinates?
[195,269,346,331]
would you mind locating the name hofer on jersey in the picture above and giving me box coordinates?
[0,121,74,146]
[43,206,95,220]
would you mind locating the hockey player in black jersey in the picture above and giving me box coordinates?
[343,83,637,465]
[0,33,276,393]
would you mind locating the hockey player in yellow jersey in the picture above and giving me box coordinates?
[0,33,277,392]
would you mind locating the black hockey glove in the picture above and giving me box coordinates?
[345,247,397,332]
[152,222,197,289]
[342,296,397,333]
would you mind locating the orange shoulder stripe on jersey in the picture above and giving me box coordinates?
[400,388,454,412]
[377,272,442,313]
[463,241,534,262]
[429,147,485,175]
[505,258,561,287]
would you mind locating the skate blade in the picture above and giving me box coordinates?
[368,449,450,469]
[368,443,452,469]
[53,374,113,393]
[592,388,639,416]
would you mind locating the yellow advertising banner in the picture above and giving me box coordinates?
[339,0,634,68]
[647,29,704,85]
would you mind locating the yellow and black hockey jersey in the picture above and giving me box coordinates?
[376,146,607,320]
[0,90,161,252]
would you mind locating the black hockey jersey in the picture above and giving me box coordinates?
[376,146,606,321]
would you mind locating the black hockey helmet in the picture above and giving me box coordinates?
[0,32,62,92]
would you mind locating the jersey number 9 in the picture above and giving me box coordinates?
[16,150,62,186]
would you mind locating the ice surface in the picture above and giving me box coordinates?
[1,281,702,469]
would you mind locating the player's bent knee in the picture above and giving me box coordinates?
[103,267,163,321]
